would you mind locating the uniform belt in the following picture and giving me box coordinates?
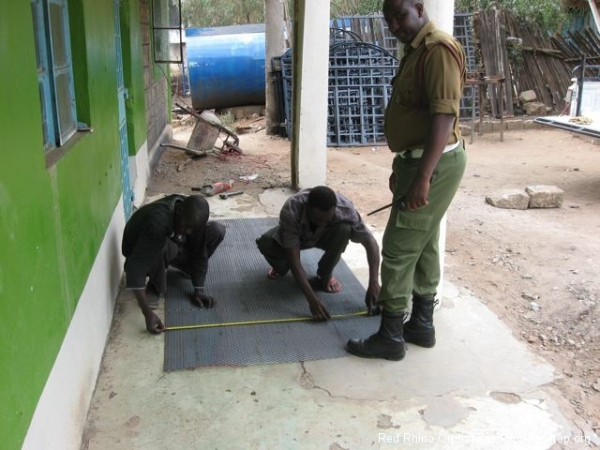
[398,142,460,159]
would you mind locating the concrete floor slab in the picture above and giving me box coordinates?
[307,286,555,401]
[83,282,577,450]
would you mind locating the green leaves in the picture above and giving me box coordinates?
[181,0,265,28]
[181,0,567,34]
[181,0,384,28]
[455,0,567,33]
[330,0,381,17]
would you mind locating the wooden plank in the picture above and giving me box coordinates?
[500,10,515,115]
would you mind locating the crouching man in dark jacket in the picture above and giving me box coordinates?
[122,194,225,333]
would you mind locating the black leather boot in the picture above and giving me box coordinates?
[346,311,406,361]
[403,294,437,348]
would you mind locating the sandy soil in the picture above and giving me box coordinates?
[151,118,600,437]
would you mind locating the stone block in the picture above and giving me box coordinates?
[486,190,530,210]
[522,119,542,130]
[491,121,505,132]
[519,90,537,103]
[505,119,524,131]
[525,185,564,208]
[525,102,547,116]
[459,124,472,136]
[139,1,150,22]
[142,26,151,46]
[479,121,493,134]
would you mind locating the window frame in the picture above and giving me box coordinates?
[151,0,183,64]
[32,0,78,153]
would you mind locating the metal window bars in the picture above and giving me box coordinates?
[273,14,479,146]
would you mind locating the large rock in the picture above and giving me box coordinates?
[525,102,547,116]
[525,185,564,208]
[486,190,530,210]
[519,90,538,103]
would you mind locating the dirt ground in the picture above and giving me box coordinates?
[151,117,600,438]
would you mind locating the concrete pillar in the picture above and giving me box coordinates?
[425,0,455,303]
[290,0,330,189]
[265,0,288,135]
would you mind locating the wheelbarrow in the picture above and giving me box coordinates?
[173,102,243,155]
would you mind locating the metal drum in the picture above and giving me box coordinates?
[186,24,266,110]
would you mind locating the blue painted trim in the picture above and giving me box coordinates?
[47,0,77,145]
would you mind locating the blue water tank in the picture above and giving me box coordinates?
[186,24,266,110]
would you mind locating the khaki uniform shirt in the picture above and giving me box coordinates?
[384,22,466,152]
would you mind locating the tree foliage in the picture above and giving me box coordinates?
[181,0,265,28]
[181,0,383,28]
[182,0,568,32]
[455,0,567,33]
[330,0,381,17]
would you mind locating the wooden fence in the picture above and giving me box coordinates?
[552,27,600,74]
[475,7,574,115]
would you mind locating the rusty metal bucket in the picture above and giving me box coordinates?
[187,110,220,151]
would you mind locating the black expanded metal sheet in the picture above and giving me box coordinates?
[164,217,379,370]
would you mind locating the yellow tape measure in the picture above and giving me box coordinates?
[164,310,369,331]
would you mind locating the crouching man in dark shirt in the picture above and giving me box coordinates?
[256,186,381,321]
[122,194,225,333]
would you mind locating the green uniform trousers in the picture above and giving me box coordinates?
[379,144,467,313]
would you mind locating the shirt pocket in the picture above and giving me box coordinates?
[395,73,421,108]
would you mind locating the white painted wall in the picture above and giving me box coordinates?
[292,0,330,189]
[132,125,171,209]
[131,141,149,209]
[22,199,126,450]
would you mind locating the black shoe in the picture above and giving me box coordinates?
[346,311,407,361]
[403,294,438,348]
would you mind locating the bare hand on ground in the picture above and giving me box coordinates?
[309,299,331,321]
[144,311,165,334]
[191,293,215,308]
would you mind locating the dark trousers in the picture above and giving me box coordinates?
[255,223,352,280]
[149,222,225,293]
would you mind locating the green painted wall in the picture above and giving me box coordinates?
[0,0,146,447]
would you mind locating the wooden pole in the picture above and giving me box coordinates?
[265,0,288,135]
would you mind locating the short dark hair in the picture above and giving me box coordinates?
[181,195,209,228]
[307,186,337,212]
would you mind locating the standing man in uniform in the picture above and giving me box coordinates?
[122,194,225,334]
[347,0,467,361]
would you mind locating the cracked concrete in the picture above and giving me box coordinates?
[82,190,589,450]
